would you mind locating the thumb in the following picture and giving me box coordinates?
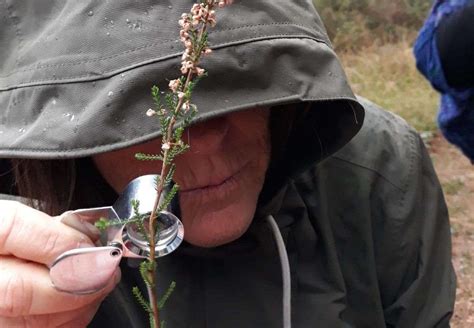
[50,246,123,294]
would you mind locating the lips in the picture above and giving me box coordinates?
[180,161,247,193]
[178,160,250,206]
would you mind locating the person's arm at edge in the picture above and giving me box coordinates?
[436,1,474,88]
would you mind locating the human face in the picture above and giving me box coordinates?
[93,108,271,247]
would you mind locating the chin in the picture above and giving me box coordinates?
[180,199,257,248]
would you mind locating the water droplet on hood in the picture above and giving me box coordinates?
[87,10,94,17]
[63,113,75,121]
[127,19,143,30]
[120,73,125,78]
[168,5,173,9]
[108,91,114,97]
[51,99,57,105]
[18,127,26,133]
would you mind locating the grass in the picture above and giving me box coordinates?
[443,178,466,196]
[338,40,440,132]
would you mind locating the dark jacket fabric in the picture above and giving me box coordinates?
[0,1,455,327]
[84,98,455,328]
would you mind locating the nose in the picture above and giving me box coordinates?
[185,116,229,154]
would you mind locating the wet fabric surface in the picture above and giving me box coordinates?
[0,0,362,159]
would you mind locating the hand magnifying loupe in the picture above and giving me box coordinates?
[49,174,184,294]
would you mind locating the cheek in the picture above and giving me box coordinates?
[179,184,261,247]
[93,140,164,192]
[178,118,271,246]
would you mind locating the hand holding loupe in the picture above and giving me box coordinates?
[49,175,184,294]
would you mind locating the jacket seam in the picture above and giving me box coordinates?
[0,34,328,90]
[0,22,327,78]
[396,130,418,210]
[323,155,404,192]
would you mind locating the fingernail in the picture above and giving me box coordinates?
[60,212,101,240]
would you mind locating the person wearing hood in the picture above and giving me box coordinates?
[0,1,455,327]
[414,0,474,162]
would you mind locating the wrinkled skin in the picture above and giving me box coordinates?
[0,108,270,327]
[94,108,271,247]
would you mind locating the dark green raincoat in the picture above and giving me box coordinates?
[0,0,455,327]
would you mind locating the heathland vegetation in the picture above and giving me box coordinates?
[314,0,438,132]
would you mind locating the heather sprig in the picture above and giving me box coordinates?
[133,1,232,327]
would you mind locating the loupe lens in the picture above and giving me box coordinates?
[123,211,184,258]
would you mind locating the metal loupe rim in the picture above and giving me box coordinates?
[122,211,184,258]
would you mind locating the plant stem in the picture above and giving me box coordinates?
[143,2,223,327]
[145,70,194,328]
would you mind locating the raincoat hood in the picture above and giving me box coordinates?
[0,0,363,169]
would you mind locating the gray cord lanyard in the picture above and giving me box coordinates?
[49,175,184,294]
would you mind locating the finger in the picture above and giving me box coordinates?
[56,300,103,328]
[56,211,101,243]
[0,256,121,317]
[0,300,103,328]
[0,200,94,265]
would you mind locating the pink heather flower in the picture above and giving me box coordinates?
[218,0,233,8]
[180,61,194,74]
[203,48,212,55]
[180,30,189,39]
[191,4,200,12]
[169,79,181,93]
[162,142,171,150]
[196,67,205,76]
[146,108,156,117]
[177,92,185,99]
[182,101,190,111]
